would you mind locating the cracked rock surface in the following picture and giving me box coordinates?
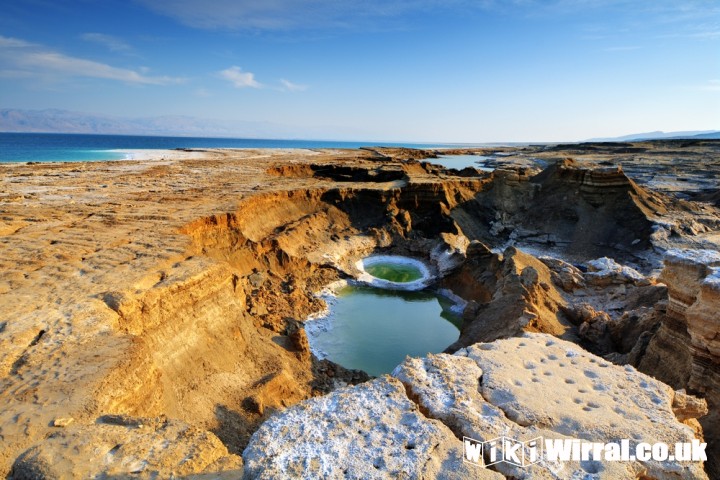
[245,333,707,479]
[243,376,502,479]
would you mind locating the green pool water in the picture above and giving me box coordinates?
[364,262,424,283]
[308,285,461,377]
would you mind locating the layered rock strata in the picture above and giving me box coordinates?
[452,158,670,263]
[639,249,720,475]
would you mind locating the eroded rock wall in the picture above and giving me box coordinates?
[639,250,720,476]
[444,244,575,351]
[452,159,667,263]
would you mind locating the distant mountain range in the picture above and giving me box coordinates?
[0,108,334,139]
[588,130,720,142]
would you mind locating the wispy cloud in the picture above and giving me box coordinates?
[0,36,35,48]
[603,45,642,52]
[661,29,720,40]
[135,0,470,31]
[81,33,133,53]
[280,79,308,92]
[0,34,183,85]
[219,66,262,88]
[134,0,720,33]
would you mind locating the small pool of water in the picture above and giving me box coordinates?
[306,285,460,377]
[357,255,432,291]
[364,262,424,283]
[424,154,494,172]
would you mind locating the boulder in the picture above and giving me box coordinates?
[584,257,646,287]
[242,376,501,479]
[395,333,707,479]
[539,256,586,292]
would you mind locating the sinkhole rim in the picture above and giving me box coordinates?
[355,255,433,291]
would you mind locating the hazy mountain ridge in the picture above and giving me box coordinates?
[0,108,303,139]
[588,130,720,141]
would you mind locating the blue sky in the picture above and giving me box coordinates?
[0,0,718,142]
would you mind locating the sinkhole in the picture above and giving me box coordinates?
[306,256,461,377]
[355,255,432,291]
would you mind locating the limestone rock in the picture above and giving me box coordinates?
[539,256,586,292]
[430,231,470,275]
[562,303,614,352]
[395,333,708,479]
[244,334,707,479]
[242,376,501,480]
[12,415,242,479]
[451,158,668,261]
[445,247,573,351]
[584,257,646,287]
[50,417,74,428]
[673,389,709,422]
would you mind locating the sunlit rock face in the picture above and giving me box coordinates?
[635,249,720,475]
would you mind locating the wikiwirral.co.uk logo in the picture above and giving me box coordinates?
[463,436,707,467]
[463,436,542,467]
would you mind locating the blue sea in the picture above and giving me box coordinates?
[0,132,457,163]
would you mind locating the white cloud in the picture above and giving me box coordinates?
[0,34,182,85]
[81,33,133,53]
[280,79,308,92]
[219,66,262,88]
[21,52,180,85]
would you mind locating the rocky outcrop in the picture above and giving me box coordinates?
[444,245,574,351]
[12,415,242,479]
[638,249,720,476]
[451,159,669,263]
[244,333,708,479]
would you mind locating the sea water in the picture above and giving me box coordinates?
[0,132,460,163]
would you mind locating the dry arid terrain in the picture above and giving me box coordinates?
[1,141,720,479]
